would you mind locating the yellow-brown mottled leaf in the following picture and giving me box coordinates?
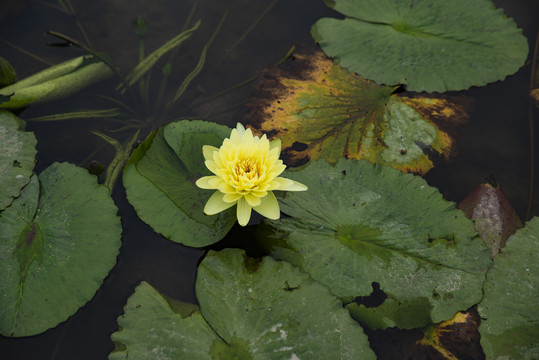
[245,50,470,174]
[417,310,482,360]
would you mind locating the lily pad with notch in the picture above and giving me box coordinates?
[123,120,236,247]
[257,158,492,330]
[0,110,37,211]
[0,162,121,337]
[109,249,375,359]
[477,217,539,359]
[311,0,528,92]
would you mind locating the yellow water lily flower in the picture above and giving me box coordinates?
[196,123,307,226]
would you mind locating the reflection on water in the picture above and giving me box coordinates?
[0,0,537,358]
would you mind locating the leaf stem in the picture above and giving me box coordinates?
[526,30,539,220]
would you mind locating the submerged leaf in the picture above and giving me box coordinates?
[246,50,469,174]
[0,162,121,337]
[478,217,539,360]
[110,249,375,359]
[257,159,491,329]
[311,0,528,92]
[123,120,236,247]
[0,55,113,109]
[458,182,523,257]
[0,110,36,210]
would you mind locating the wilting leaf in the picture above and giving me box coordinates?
[110,249,375,359]
[416,310,482,360]
[123,120,236,247]
[0,55,113,109]
[245,50,469,174]
[478,217,539,360]
[458,182,523,257]
[0,110,36,210]
[0,56,17,86]
[311,0,528,92]
[0,162,121,337]
[257,159,491,330]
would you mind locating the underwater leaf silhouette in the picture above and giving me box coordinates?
[0,162,121,337]
[110,249,375,359]
[245,50,469,174]
[0,110,36,211]
[257,159,492,330]
[457,182,523,257]
[311,0,529,92]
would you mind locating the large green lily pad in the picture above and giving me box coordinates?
[257,159,492,329]
[311,0,528,92]
[246,50,469,175]
[0,110,37,211]
[477,217,539,359]
[123,120,236,247]
[0,162,121,337]
[110,249,375,359]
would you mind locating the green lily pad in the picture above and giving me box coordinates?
[0,55,113,109]
[257,158,492,329]
[477,217,539,360]
[123,120,236,247]
[246,50,469,175]
[110,249,375,359]
[0,110,37,211]
[311,0,528,92]
[0,162,121,337]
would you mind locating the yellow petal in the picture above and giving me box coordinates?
[202,145,219,161]
[196,176,221,189]
[236,122,246,135]
[253,191,280,220]
[219,183,237,194]
[271,177,308,191]
[205,160,217,174]
[223,193,242,203]
[237,197,252,226]
[230,128,242,145]
[269,138,281,157]
[244,192,262,207]
[204,191,235,215]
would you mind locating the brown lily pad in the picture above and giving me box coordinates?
[457,182,523,257]
[245,49,470,174]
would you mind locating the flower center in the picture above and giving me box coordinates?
[235,159,257,178]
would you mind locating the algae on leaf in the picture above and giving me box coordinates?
[246,51,469,174]
[0,162,122,337]
[110,249,375,359]
[311,0,529,92]
[0,110,37,211]
[257,159,492,330]
[478,217,539,360]
[123,120,236,247]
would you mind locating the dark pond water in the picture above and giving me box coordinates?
[0,0,538,359]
